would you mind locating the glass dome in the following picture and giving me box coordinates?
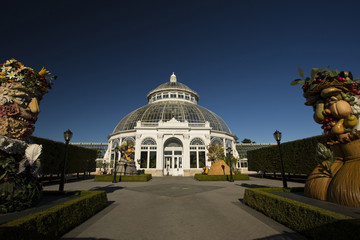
[112,73,232,134]
[112,101,231,134]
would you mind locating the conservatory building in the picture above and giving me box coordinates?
[105,73,239,176]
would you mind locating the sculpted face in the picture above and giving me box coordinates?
[0,82,41,140]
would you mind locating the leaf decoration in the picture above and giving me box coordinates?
[311,68,319,81]
[17,159,26,174]
[25,144,42,163]
[298,67,304,78]
[349,72,354,80]
[290,79,305,86]
[330,70,340,77]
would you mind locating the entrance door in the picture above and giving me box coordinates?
[163,138,184,176]
[163,151,183,176]
[164,156,172,176]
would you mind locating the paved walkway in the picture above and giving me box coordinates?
[44,176,307,240]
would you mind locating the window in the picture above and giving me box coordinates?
[157,94,162,100]
[140,152,147,168]
[140,138,157,168]
[190,151,197,168]
[185,94,190,100]
[150,152,156,168]
[240,159,248,168]
[163,93,169,98]
[189,138,206,168]
[170,93,176,98]
[178,93,184,99]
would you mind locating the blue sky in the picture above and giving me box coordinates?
[2,0,360,144]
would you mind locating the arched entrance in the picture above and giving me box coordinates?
[163,137,183,176]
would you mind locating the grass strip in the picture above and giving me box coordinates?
[94,174,152,182]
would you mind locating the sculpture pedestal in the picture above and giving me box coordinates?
[116,159,137,176]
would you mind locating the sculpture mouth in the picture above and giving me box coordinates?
[14,114,37,128]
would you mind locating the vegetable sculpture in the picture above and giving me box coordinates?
[0,59,55,213]
[292,68,360,207]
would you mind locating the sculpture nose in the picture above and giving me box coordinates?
[29,98,40,113]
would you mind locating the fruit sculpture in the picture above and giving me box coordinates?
[117,141,135,161]
[0,59,54,213]
[292,68,360,207]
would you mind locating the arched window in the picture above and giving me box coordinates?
[225,139,232,148]
[110,138,120,168]
[190,138,206,169]
[122,137,135,145]
[210,137,222,145]
[140,138,157,169]
[142,138,156,145]
[190,138,205,145]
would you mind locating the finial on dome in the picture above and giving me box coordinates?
[170,72,177,82]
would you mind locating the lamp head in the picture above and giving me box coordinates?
[273,130,282,142]
[64,129,73,142]
[226,147,232,154]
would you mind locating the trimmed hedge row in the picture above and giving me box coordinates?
[0,190,108,240]
[94,174,152,182]
[30,136,97,175]
[243,188,360,240]
[247,135,326,175]
[194,174,249,181]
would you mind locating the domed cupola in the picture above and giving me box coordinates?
[147,73,199,103]
[112,73,232,134]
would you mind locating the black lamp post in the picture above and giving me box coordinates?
[226,147,234,182]
[59,129,73,191]
[112,147,119,183]
[273,130,288,188]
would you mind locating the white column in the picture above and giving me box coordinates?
[157,133,164,173]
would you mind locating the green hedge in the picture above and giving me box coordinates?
[0,190,108,240]
[94,174,152,182]
[243,188,360,240]
[247,135,326,175]
[194,174,249,181]
[30,136,97,175]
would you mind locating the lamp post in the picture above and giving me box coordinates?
[59,129,73,191]
[112,147,119,183]
[226,147,234,182]
[273,130,288,188]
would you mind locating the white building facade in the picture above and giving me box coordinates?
[106,73,239,176]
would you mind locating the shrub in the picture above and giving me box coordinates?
[0,190,108,240]
[243,187,360,240]
[94,174,152,182]
[194,174,249,181]
[30,136,97,176]
[247,135,326,174]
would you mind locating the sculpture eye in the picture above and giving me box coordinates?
[15,96,29,106]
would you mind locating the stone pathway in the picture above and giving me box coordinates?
[44,176,307,240]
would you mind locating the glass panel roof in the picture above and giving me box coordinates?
[113,101,231,134]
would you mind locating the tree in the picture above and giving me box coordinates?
[241,138,252,143]
[206,144,225,162]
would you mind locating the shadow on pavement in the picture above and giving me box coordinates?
[62,238,112,240]
[236,183,269,188]
[254,232,308,240]
[90,185,124,193]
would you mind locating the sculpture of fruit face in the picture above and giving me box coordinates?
[0,82,42,139]
[0,59,53,140]
[292,68,360,142]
